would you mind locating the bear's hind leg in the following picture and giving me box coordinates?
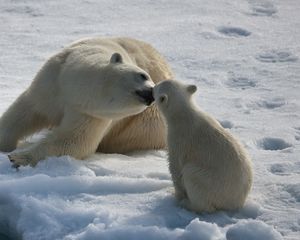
[181,164,216,213]
[0,92,49,152]
[98,105,166,153]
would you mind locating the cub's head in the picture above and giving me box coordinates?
[153,80,197,118]
[63,52,155,119]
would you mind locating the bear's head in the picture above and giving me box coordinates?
[153,80,197,119]
[61,52,155,119]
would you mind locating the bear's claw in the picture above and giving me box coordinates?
[7,154,20,168]
[8,151,34,167]
[8,155,14,162]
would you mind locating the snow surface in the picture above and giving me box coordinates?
[0,0,299,239]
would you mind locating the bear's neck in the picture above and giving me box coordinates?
[165,103,215,139]
[164,101,198,127]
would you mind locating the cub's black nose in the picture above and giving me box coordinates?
[135,88,154,106]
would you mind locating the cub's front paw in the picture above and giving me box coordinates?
[8,150,38,168]
[180,198,193,210]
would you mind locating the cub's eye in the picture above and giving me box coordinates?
[159,94,168,103]
[140,73,149,81]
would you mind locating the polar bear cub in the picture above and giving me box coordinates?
[153,80,253,213]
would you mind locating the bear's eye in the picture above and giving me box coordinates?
[159,95,167,103]
[140,73,149,81]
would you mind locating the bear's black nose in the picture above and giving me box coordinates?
[135,88,154,106]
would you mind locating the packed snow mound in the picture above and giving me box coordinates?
[0,154,274,240]
[226,220,283,240]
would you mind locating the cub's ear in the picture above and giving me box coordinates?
[158,94,168,104]
[186,84,197,95]
[110,52,123,64]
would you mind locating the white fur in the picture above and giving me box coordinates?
[0,37,173,166]
[153,80,253,213]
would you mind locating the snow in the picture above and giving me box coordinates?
[0,0,299,239]
[226,220,283,240]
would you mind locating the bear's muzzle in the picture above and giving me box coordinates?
[135,87,154,106]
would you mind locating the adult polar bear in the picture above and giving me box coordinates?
[0,37,173,167]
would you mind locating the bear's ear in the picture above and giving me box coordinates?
[159,94,168,104]
[110,52,123,64]
[186,84,197,95]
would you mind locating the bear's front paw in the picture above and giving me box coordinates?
[8,150,38,168]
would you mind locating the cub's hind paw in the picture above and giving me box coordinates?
[180,198,216,213]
